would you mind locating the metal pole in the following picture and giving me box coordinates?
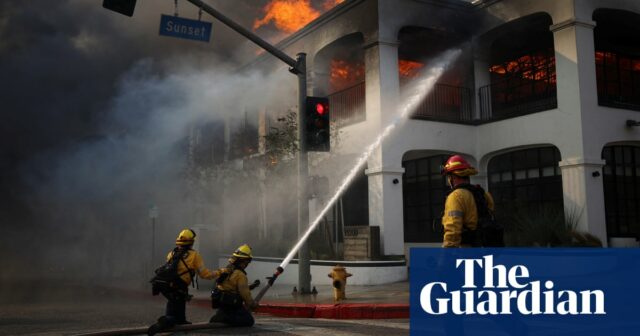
[151,217,156,263]
[183,0,309,294]
[185,0,300,72]
[296,53,311,294]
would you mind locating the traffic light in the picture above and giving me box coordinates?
[305,96,330,152]
[102,0,137,17]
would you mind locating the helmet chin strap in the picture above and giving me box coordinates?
[446,175,454,189]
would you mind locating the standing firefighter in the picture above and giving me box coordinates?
[148,229,217,335]
[209,244,257,327]
[441,155,503,248]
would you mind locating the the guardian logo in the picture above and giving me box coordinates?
[420,255,606,316]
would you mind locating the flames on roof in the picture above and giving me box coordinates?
[253,0,345,34]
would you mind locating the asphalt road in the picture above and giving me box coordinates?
[0,284,409,336]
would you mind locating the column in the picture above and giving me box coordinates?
[365,167,405,255]
[363,39,404,256]
[551,18,607,245]
[559,158,607,246]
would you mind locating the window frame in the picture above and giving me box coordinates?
[602,145,640,238]
[402,154,449,243]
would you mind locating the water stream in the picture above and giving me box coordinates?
[279,49,462,269]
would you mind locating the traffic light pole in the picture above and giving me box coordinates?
[296,54,311,294]
[182,0,311,293]
[185,0,298,70]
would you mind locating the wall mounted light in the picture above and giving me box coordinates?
[626,120,640,127]
[592,171,601,177]
[392,178,399,184]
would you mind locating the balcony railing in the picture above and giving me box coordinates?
[479,81,557,121]
[411,84,473,123]
[328,82,366,127]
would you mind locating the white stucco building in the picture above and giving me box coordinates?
[225,0,640,274]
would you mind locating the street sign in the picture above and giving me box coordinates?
[159,14,212,42]
[149,205,158,219]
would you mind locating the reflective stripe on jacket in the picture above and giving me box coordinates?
[441,187,495,248]
[166,249,218,285]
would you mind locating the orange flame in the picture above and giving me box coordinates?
[398,60,424,79]
[253,0,320,33]
[323,0,345,10]
[330,59,365,92]
[596,51,640,72]
[254,0,345,33]
[489,54,556,83]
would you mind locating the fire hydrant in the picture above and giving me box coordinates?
[328,265,352,302]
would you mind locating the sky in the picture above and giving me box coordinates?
[0,0,345,283]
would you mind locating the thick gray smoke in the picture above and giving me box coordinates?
[0,0,327,287]
[23,60,297,283]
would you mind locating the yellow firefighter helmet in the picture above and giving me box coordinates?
[176,229,196,246]
[232,244,253,259]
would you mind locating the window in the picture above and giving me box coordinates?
[488,147,563,220]
[595,51,640,111]
[602,145,640,237]
[484,48,557,119]
[402,155,449,243]
[593,8,640,111]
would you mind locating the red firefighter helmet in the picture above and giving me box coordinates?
[441,155,478,177]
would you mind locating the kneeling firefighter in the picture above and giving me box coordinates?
[148,229,218,335]
[209,244,258,327]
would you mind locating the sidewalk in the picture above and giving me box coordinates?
[189,281,409,319]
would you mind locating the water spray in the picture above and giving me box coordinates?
[254,49,461,304]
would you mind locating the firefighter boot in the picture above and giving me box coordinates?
[209,310,226,323]
[147,316,172,336]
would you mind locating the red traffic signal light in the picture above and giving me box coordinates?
[305,97,330,152]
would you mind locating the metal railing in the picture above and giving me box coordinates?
[328,82,366,127]
[410,84,473,123]
[479,81,557,121]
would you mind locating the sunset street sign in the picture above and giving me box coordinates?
[159,14,212,42]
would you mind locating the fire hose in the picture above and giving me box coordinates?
[253,266,284,304]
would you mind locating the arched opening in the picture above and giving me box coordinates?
[593,9,640,111]
[488,146,563,218]
[479,13,557,120]
[398,26,472,123]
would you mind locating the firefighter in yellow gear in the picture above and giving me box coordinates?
[209,244,257,327]
[170,230,219,285]
[441,155,495,248]
[148,229,220,335]
[328,265,352,301]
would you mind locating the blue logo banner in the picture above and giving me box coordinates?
[159,14,212,42]
[410,248,640,335]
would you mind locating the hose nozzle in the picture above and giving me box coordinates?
[255,266,285,303]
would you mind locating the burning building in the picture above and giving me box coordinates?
[216,0,640,284]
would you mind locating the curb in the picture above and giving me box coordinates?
[193,297,409,319]
[124,288,409,320]
[257,303,409,319]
